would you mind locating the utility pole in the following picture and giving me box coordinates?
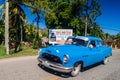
[84,1,89,36]
[85,16,87,36]
[5,0,9,54]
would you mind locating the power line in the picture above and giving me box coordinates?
[100,26,120,32]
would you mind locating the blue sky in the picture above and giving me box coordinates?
[21,6,46,29]
[96,0,120,35]
[0,0,120,35]
[24,0,120,35]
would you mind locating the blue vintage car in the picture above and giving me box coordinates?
[37,36,112,76]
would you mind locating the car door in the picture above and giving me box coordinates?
[88,40,101,65]
[83,40,100,67]
[96,40,104,61]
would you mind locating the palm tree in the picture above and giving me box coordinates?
[9,1,26,42]
[28,0,49,48]
[9,1,27,52]
[1,0,27,53]
[0,5,5,44]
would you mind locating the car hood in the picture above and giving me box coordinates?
[44,44,86,57]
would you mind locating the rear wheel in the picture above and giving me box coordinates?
[71,63,81,77]
[103,57,109,65]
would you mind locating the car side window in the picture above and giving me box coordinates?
[89,40,96,48]
[97,40,103,47]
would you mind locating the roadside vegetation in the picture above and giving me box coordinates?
[0,0,120,58]
[0,44,38,59]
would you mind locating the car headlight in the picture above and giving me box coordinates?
[63,54,69,64]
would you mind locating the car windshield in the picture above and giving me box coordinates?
[65,37,88,47]
[65,36,75,44]
[72,38,88,47]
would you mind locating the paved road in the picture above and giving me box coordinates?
[0,49,120,80]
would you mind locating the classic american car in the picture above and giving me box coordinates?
[37,36,112,76]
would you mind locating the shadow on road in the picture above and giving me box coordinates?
[37,62,103,78]
[81,62,103,72]
[37,63,70,78]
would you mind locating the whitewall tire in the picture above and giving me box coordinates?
[103,57,109,65]
[71,63,81,77]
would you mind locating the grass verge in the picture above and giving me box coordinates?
[0,45,38,59]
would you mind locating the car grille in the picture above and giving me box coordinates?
[42,53,62,64]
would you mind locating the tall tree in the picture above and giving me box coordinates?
[0,19,4,44]
[69,0,85,35]
[45,0,101,36]
[90,22,104,39]
[113,32,120,41]
[1,0,27,53]
[9,1,27,42]
[28,0,49,47]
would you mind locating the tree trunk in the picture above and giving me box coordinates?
[5,0,9,55]
[20,22,23,43]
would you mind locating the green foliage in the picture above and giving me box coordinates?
[24,24,36,42]
[0,19,4,44]
[0,45,6,56]
[45,1,69,29]
[45,1,71,29]
[45,0,102,36]
[1,1,27,42]
[41,28,48,37]
[115,32,120,40]
[9,1,27,42]
[29,0,49,14]
[69,18,81,35]
[23,24,43,49]
[45,12,58,29]
[89,22,104,39]
[0,0,108,53]
[0,45,38,59]
[104,33,111,40]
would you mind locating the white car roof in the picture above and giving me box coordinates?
[76,36,89,41]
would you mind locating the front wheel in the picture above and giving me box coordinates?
[103,57,109,65]
[71,63,81,77]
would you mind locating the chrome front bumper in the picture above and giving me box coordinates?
[37,58,73,73]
